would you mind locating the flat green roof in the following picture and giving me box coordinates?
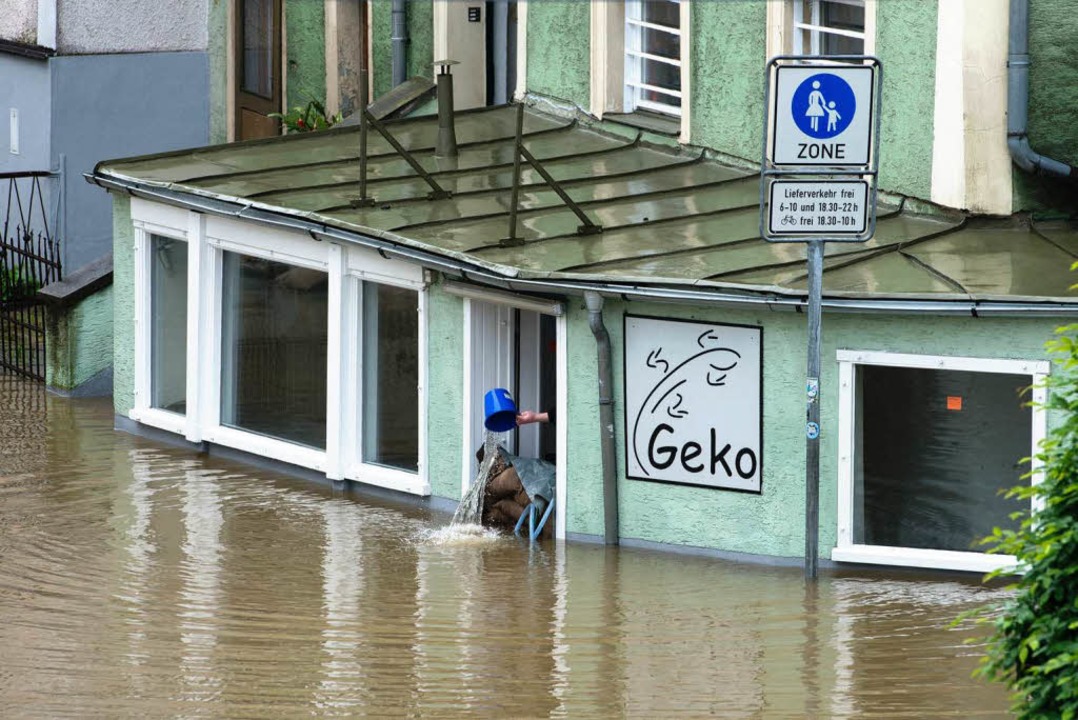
[94,104,1078,306]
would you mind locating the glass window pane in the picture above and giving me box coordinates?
[642,27,680,62]
[855,366,1027,552]
[150,235,188,414]
[243,0,274,98]
[642,0,680,29]
[362,283,418,472]
[820,1,865,55]
[220,252,328,449]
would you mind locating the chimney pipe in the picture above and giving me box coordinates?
[434,60,459,158]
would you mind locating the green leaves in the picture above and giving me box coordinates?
[269,98,343,134]
[975,323,1078,719]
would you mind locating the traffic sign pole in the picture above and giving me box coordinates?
[759,56,882,580]
[804,240,823,580]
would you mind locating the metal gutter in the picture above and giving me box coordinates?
[87,171,1078,318]
[584,291,619,545]
[391,0,408,87]
[1008,0,1075,178]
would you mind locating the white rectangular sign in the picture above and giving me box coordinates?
[771,65,875,167]
[624,315,762,493]
[768,180,868,236]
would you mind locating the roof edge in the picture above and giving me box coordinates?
[87,171,1078,318]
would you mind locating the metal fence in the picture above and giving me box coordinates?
[0,172,62,382]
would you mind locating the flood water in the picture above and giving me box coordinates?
[0,371,1012,717]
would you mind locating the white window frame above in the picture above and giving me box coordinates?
[832,350,1049,574]
[128,200,430,497]
[767,0,876,59]
[624,0,684,118]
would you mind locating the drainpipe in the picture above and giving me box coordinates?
[1008,0,1075,177]
[585,291,619,545]
[391,0,408,87]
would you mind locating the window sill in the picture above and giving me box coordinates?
[831,544,1019,574]
[603,111,681,138]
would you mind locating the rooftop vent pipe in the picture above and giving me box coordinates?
[434,60,459,158]
[1008,0,1074,178]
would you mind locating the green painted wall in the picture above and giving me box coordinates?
[371,0,434,101]
[525,0,590,109]
[873,0,937,201]
[1014,0,1078,214]
[112,194,135,416]
[561,299,1059,558]
[689,1,767,164]
[425,281,465,500]
[208,0,229,144]
[46,286,114,392]
[286,0,327,109]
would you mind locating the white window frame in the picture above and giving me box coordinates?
[623,0,684,118]
[767,0,876,59]
[458,290,568,541]
[832,350,1049,573]
[131,213,190,438]
[129,200,430,496]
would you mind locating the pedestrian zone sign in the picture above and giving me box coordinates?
[761,56,881,243]
[771,65,875,167]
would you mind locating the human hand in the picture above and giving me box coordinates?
[516,410,547,425]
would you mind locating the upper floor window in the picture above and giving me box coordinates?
[792,0,866,56]
[624,0,683,117]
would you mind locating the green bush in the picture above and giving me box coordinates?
[977,322,1078,719]
[1,265,39,303]
[270,99,342,134]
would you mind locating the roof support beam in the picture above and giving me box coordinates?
[504,103,602,246]
[353,108,452,206]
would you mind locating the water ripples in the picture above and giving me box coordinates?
[0,372,1012,717]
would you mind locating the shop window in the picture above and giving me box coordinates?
[150,235,188,414]
[792,0,866,56]
[220,252,329,449]
[834,351,1048,572]
[624,0,683,117]
[361,282,419,472]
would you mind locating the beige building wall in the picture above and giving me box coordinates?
[931,0,1012,215]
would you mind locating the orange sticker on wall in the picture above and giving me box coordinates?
[946,396,963,411]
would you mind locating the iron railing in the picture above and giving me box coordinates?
[0,172,62,382]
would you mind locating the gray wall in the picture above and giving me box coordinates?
[0,54,52,174]
[51,51,210,270]
[0,0,37,45]
[57,0,207,54]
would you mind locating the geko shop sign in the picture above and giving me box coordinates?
[624,315,762,493]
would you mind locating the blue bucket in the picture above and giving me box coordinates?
[483,388,517,432]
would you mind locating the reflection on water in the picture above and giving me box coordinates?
[0,372,1012,717]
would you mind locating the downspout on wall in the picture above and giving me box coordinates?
[391,0,408,87]
[1008,0,1075,178]
[585,291,619,545]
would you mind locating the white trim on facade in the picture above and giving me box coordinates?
[36,0,57,49]
[833,349,1048,573]
[129,199,431,497]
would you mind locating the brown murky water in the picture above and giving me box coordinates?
[0,371,1012,718]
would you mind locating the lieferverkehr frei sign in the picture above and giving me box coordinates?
[771,65,874,166]
[624,315,762,493]
[768,179,868,235]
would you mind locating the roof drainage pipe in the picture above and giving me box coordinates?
[391,0,408,87]
[585,291,619,545]
[1008,0,1075,177]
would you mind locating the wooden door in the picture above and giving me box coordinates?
[235,0,282,140]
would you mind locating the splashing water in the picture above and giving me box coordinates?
[450,430,501,527]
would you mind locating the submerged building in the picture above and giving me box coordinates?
[63,0,1078,573]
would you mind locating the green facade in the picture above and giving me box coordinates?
[285,0,327,110]
[525,0,591,109]
[112,194,136,417]
[45,286,114,394]
[1016,0,1078,214]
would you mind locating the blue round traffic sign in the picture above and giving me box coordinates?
[791,73,856,140]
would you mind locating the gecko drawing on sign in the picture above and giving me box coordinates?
[631,329,758,482]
